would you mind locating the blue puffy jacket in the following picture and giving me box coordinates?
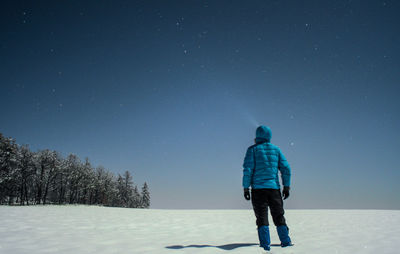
[242,126,291,190]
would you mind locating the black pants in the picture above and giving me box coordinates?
[251,188,287,227]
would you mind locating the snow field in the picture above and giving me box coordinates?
[0,206,399,254]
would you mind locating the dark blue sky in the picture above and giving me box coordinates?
[1,0,399,209]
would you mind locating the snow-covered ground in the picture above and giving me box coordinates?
[0,206,399,254]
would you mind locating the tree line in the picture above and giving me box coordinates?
[0,133,150,208]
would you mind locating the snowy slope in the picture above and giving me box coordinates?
[0,206,399,254]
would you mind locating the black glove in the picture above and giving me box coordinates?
[244,188,251,201]
[282,186,290,200]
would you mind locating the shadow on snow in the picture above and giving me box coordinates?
[166,243,284,250]
[166,243,260,250]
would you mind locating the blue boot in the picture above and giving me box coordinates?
[276,225,293,247]
[257,225,271,251]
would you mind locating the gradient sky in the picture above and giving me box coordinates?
[1,1,399,209]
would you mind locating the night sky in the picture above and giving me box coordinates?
[1,1,399,209]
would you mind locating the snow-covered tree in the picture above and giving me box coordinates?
[34,150,61,204]
[76,157,94,204]
[0,134,19,204]
[65,154,84,204]
[140,182,150,208]
[131,186,141,208]
[17,145,36,205]
[115,171,136,207]
[0,132,150,208]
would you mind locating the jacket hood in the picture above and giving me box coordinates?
[255,125,271,143]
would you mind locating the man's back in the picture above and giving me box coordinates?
[242,126,291,190]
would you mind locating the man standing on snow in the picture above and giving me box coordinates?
[242,125,293,251]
